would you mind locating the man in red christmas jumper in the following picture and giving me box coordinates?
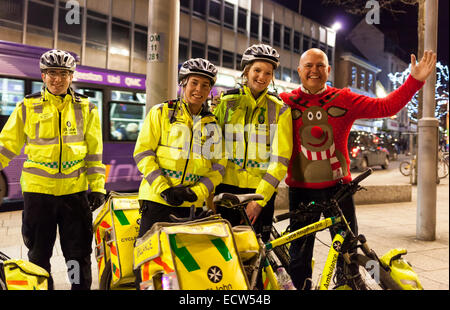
[279,48,436,290]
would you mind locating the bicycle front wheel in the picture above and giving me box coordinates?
[269,226,290,269]
[399,161,411,176]
[438,160,449,179]
[346,254,402,290]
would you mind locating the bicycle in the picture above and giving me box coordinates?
[437,150,449,179]
[216,169,422,290]
[399,155,416,176]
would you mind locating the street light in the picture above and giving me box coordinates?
[331,21,342,32]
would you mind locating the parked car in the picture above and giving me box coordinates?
[378,133,400,161]
[348,131,390,171]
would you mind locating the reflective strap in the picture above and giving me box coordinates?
[134,150,156,165]
[262,173,280,188]
[23,166,87,179]
[63,103,84,143]
[269,155,290,167]
[212,162,225,176]
[0,146,17,160]
[249,133,268,144]
[21,102,26,125]
[199,177,214,194]
[267,100,276,125]
[87,166,106,175]
[145,169,163,184]
[27,136,59,145]
[279,104,289,116]
[85,154,102,161]
[192,143,202,155]
[89,102,96,112]
[225,132,244,142]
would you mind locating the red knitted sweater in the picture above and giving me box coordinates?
[279,75,424,189]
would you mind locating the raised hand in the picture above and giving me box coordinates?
[410,50,437,82]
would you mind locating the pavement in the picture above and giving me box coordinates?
[0,154,448,290]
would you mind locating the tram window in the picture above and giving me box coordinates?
[111,90,145,103]
[0,78,25,116]
[31,81,44,93]
[109,102,145,141]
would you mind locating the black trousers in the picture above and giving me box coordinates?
[214,184,275,242]
[287,185,358,290]
[22,191,93,290]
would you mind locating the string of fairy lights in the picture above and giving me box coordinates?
[388,62,449,127]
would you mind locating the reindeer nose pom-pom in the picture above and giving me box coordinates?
[311,126,324,139]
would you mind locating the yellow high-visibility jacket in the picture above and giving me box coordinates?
[133,99,226,207]
[0,88,106,195]
[214,85,293,207]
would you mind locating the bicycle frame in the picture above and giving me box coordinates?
[265,215,346,290]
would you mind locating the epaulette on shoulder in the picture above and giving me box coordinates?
[25,92,42,99]
[164,98,179,108]
[222,88,242,96]
[267,91,281,100]
[73,91,88,99]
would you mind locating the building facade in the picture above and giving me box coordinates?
[345,18,411,134]
[0,0,337,94]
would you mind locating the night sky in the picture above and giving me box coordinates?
[273,0,449,66]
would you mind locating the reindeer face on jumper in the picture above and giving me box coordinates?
[291,103,348,183]
[299,106,333,152]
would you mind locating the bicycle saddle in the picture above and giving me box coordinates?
[213,193,264,206]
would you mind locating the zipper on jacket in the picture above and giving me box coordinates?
[58,112,62,173]
[180,116,194,184]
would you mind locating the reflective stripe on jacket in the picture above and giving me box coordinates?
[214,86,293,207]
[133,99,226,207]
[0,88,106,195]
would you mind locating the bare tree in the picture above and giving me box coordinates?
[321,0,418,15]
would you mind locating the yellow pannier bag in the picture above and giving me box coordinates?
[134,216,250,290]
[2,259,49,290]
[380,248,423,290]
[232,225,259,262]
[93,192,140,289]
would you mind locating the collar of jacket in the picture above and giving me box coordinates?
[180,98,213,118]
[42,88,73,111]
[242,85,270,106]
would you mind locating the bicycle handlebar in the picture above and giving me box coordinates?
[274,169,373,223]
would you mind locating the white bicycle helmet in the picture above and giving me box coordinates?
[241,44,280,69]
[178,58,218,86]
[40,49,76,72]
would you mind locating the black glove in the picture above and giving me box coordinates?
[161,187,183,206]
[160,186,198,206]
[88,192,106,211]
[178,187,198,203]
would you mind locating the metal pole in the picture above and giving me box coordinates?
[417,0,438,241]
[146,0,180,113]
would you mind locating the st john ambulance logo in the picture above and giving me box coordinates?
[332,240,342,252]
[207,266,223,283]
